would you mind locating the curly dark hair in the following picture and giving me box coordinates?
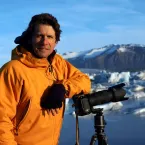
[14,13,62,45]
[28,13,62,42]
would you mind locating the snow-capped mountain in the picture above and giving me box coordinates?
[62,44,145,71]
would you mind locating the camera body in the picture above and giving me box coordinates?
[73,94,91,116]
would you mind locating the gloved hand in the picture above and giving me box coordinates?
[40,84,66,109]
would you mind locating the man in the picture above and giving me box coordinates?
[0,13,91,145]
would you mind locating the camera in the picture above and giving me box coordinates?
[73,83,128,116]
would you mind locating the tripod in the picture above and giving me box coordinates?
[75,108,109,145]
[90,108,108,145]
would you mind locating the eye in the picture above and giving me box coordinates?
[47,35,53,39]
[36,34,43,38]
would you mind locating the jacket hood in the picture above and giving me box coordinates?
[11,45,56,68]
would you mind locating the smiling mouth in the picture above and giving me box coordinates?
[38,47,50,50]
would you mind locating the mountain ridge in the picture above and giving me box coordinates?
[62,44,145,71]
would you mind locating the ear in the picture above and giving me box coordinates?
[55,40,58,44]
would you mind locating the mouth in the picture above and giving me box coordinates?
[37,47,50,50]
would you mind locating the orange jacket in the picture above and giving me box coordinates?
[0,45,91,145]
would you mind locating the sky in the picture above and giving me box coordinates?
[0,0,145,66]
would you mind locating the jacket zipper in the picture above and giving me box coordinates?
[48,65,52,73]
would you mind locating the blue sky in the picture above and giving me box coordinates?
[0,0,145,66]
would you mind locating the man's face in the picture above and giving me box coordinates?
[32,24,57,58]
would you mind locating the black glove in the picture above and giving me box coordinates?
[40,84,66,109]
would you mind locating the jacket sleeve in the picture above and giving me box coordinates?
[0,64,22,145]
[61,59,91,98]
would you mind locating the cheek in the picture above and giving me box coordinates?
[52,42,56,48]
[32,38,40,47]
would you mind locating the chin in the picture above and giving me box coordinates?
[34,53,49,58]
[33,49,52,58]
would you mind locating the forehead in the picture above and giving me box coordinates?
[33,24,55,35]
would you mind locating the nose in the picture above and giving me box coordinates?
[41,36,49,45]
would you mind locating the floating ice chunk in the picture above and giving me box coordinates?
[133,92,145,99]
[133,85,145,92]
[137,72,145,80]
[65,98,69,105]
[133,108,145,115]
[108,72,130,84]
[93,84,107,92]
[94,102,123,111]
[111,102,123,110]
[89,73,96,81]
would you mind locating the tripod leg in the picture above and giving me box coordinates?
[90,132,108,145]
[97,132,108,145]
[90,133,97,145]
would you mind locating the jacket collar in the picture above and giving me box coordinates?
[11,45,56,68]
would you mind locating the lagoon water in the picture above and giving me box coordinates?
[59,69,145,145]
[60,114,145,145]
